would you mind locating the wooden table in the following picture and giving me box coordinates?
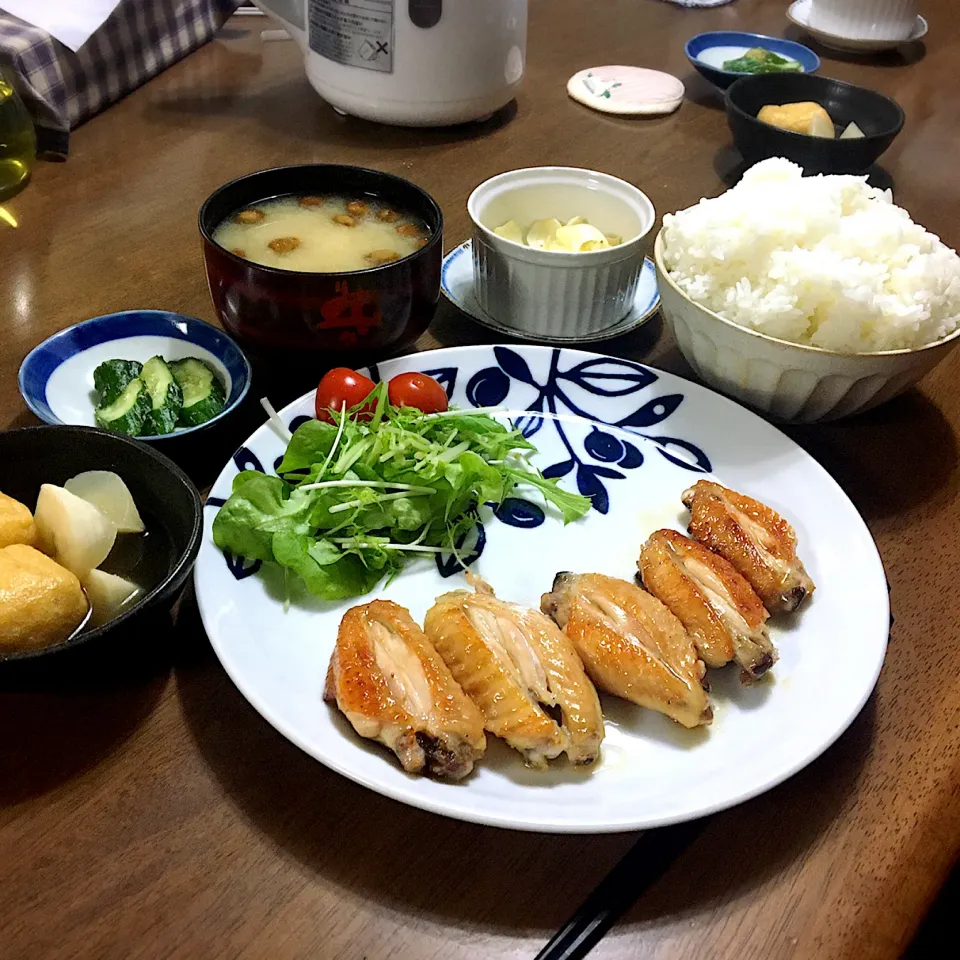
[2,2,958,957]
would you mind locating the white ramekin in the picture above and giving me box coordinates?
[654,231,960,423]
[467,167,655,338]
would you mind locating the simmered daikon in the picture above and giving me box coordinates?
[65,471,145,534]
[83,568,142,627]
[34,484,117,576]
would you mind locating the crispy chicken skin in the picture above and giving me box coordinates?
[638,529,776,682]
[424,577,604,767]
[325,600,486,780]
[683,481,815,614]
[541,573,712,729]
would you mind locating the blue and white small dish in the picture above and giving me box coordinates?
[19,310,252,441]
[686,31,820,89]
[441,240,660,344]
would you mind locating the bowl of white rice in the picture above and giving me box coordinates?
[655,158,960,422]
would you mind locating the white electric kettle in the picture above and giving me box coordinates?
[254,0,527,126]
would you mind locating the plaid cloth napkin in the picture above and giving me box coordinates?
[0,0,241,156]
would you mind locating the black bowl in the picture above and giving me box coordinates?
[725,73,904,174]
[0,426,203,668]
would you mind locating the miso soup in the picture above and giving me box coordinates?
[213,195,430,272]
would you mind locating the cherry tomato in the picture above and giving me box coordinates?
[387,372,449,413]
[315,367,377,422]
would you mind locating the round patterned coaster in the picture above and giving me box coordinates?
[567,66,684,116]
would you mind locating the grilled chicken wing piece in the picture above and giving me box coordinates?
[638,529,775,682]
[683,481,815,614]
[325,600,486,779]
[423,577,604,767]
[541,573,712,729]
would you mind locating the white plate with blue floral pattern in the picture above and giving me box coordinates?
[194,345,888,833]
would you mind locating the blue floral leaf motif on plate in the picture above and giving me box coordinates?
[423,367,457,397]
[514,396,546,440]
[616,394,684,429]
[542,459,575,479]
[494,346,540,387]
[584,428,625,464]
[575,464,623,515]
[645,436,712,473]
[233,446,264,473]
[467,366,511,408]
[591,465,626,479]
[289,415,313,434]
[223,550,262,580]
[436,519,486,577]
[205,496,227,508]
[620,441,644,469]
[273,455,284,473]
[495,498,545,529]
[560,357,658,397]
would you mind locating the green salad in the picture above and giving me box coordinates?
[722,47,802,74]
[212,384,591,601]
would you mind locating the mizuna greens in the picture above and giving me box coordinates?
[212,384,591,601]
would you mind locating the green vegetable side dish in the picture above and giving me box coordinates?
[92,356,226,437]
[93,359,142,405]
[722,47,802,74]
[212,384,592,602]
[95,377,151,436]
[170,357,226,427]
[141,356,183,435]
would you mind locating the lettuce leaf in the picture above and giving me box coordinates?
[276,419,338,475]
[271,531,392,600]
[212,472,309,561]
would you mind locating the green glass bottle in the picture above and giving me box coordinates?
[0,65,37,201]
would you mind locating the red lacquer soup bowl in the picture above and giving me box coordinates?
[199,165,443,362]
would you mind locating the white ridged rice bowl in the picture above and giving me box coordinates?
[654,231,960,423]
[808,0,917,40]
[467,167,655,338]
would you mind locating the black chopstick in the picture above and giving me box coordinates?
[534,821,706,960]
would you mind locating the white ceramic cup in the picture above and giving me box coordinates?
[807,0,918,41]
[467,167,655,338]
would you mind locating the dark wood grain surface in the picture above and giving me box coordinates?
[1,2,958,958]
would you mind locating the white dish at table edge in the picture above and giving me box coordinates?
[787,0,928,51]
[441,240,660,343]
[194,344,889,832]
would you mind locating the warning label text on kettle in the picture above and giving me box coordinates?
[309,0,395,74]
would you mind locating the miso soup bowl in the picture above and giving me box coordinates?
[467,167,656,339]
[199,165,443,365]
